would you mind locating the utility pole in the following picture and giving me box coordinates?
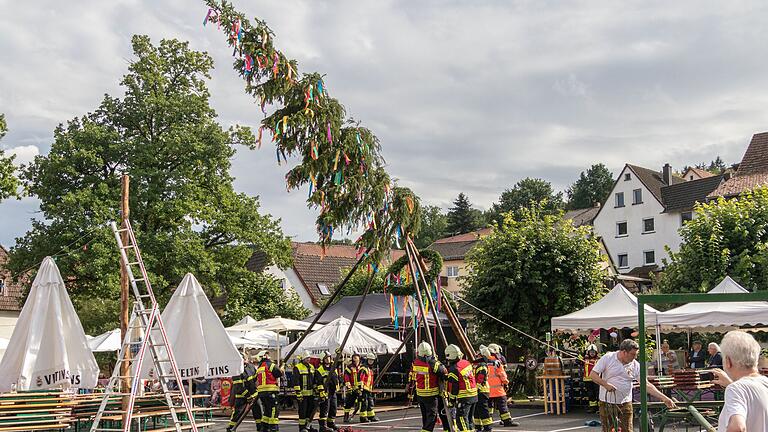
[119,175,131,404]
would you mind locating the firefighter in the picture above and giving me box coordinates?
[410,342,450,432]
[256,350,284,432]
[227,352,259,432]
[473,348,492,432]
[358,353,379,422]
[342,353,362,423]
[486,345,517,427]
[315,352,339,432]
[583,344,600,413]
[445,344,478,432]
[293,351,317,432]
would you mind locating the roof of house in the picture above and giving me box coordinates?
[428,227,491,261]
[684,167,716,179]
[563,206,601,227]
[660,175,724,212]
[625,264,660,280]
[0,245,24,312]
[432,227,493,244]
[246,250,270,273]
[709,132,768,198]
[627,164,685,204]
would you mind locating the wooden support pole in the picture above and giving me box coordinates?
[119,175,131,411]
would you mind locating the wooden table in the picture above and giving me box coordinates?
[537,375,568,415]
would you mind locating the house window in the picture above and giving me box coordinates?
[317,283,330,295]
[633,189,643,204]
[689,175,695,180]
[681,211,693,225]
[624,173,631,181]
[616,221,628,237]
[0,279,4,296]
[618,254,629,269]
[644,250,656,265]
[615,192,625,207]
[280,279,288,289]
[642,217,655,233]
[446,266,460,278]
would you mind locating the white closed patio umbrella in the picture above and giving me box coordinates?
[282,316,404,360]
[227,316,313,363]
[139,273,243,380]
[0,257,99,391]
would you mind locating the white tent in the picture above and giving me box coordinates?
[551,283,662,333]
[227,316,314,332]
[659,276,768,331]
[87,329,122,352]
[0,257,99,391]
[225,328,288,348]
[140,273,243,379]
[282,316,404,359]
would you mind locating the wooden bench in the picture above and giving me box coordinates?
[0,391,73,432]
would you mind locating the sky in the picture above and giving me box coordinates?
[2,0,768,247]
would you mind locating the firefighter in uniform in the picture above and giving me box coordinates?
[358,353,379,422]
[472,348,492,432]
[315,352,339,432]
[410,342,450,432]
[583,344,600,413]
[342,354,362,423]
[486,345,517,427]
[293,351,317,432]
[227,353,259,432]
[256,350,284,432]
[445,344,478,432]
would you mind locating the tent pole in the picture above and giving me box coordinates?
[655,324,662,374]
[283,247,371,361]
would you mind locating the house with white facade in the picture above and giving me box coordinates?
[593,164,723,285]
[0,246,24,360]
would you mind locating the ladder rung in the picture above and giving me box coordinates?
[133,278,146,282]
[121,245,136,250]
[115,228,129,233]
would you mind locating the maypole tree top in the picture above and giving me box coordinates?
[203,0,421,262]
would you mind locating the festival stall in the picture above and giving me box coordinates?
[283,316,403,359]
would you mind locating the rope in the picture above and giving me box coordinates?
[448,291,583,362]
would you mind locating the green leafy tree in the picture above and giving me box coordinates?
[657,187,768,293]
[9,35,306,332]
[488,178,563,224]
[446,193,483,235]
[334,266,386,299]
[566,164,614,209]
[0,114,21,201]
[414,205,448,248]
[463,205,606,351]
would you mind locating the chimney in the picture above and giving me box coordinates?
[663,163,672,185]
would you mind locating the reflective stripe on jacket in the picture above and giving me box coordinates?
[293,362,316,396]
[256,360,281,392]
[487,357,508,398]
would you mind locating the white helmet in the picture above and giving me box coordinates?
[488,343,502,354]
[479,346,492,358]
[445,344,463,361]
[365,352,376,361]
[587,344,598,353]
[417,342,433,357]
[297,350,311,361]
[254,350,268,362]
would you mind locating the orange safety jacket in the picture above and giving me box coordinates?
[487,356,508,398]
[583,357,599,381]
[447,359,478,401]
[256,360,282,392]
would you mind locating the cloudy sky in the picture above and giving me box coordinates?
[2,0,768,247]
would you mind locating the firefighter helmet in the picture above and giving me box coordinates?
[417,342,433,357]
[445,344,463,361]
[488,343,502,354]
[480,346,492,358]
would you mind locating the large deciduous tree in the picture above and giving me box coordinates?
[488,177,563,224]
[0,114,21,202]
[9,35,306,332]
[463,206,606,351]
[566,163,614,209]
[657,188,768,293]
[414,205,448,248]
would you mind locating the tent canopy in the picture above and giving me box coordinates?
[87,329,122,353]
[228,316,313,333]
[0,257,99,391]
[283,316,404,359]
[304,294,450,329]
[658,276,768,331]
[225,328,288,348]
[551,284,661,333]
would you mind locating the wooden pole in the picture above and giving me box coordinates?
[119,175,131,404]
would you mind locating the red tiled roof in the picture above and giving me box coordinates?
[433,228,492,244]
[685,167,715,179]
[292,242,359,258]
[709,132,768,198]
[0,246,24,312]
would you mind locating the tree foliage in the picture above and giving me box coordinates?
[414,205,448,248]
[682,157,729,176]
[9,36,306,332]
[446,193,483,235]
[0,114,21,202]
[488,178,563,224]
[463,206,606,351]
[566,164,614,209]
[657,187,768,293]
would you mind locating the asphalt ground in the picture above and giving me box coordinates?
[207,405,604,432]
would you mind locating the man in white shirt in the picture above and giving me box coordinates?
[589,339,676,432]
[712,331,768,432]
